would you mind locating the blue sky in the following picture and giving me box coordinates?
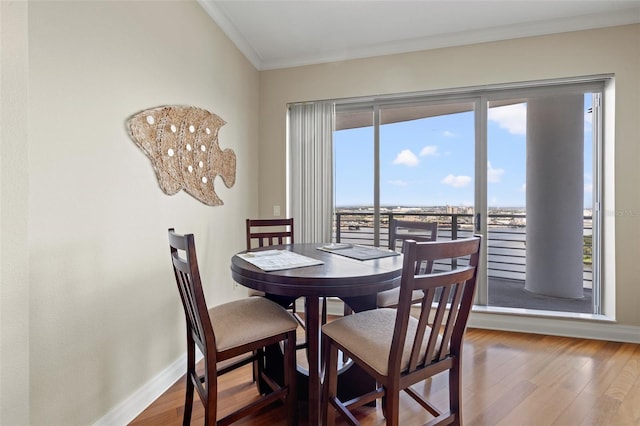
[334,95,593,208]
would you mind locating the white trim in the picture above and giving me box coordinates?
[260,10,640,70]
[92,352,202,426]
[196,0,262,69]
[468,309,640,344]
[197,2,640,71]
[325,298,640,344]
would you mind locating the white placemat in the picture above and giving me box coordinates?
[238,249,324,271]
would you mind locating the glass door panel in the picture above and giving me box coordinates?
[333,108,374,245]
[379,102,476,248]
[487,93,597,313]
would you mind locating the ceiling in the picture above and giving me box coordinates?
[198,0,640,71]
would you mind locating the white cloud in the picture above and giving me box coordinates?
[488,103,526,135]
[487,161,505,183]
[419,145,438,157]
[443,130,456,138]
[389,180,409,187]
[520,183,526,192]
[442,174,472,188]
[393,149,419,166]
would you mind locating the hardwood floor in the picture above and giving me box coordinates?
[129,328,640,425]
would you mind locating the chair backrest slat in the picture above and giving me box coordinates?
[422,285,452,365]
[390,236,481,377]
[177,269,203,343]
[246,218,294,250]
[437,282,466,361]
[408,291,432,371]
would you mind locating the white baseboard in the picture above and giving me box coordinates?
[325,298,640,343]
[468,308,640,343]
[93,352,202,426]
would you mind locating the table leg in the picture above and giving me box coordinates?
[305,296,320,426]
[263,293,379,424]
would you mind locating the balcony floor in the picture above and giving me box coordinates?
[488,277,593,313]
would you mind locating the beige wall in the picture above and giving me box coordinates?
[1,1,30,425]
[259,25,640,326]
[2,1,259,424]
[2,1,639,423]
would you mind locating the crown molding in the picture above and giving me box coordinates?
[198,2,640,71]
[197,0,262,70]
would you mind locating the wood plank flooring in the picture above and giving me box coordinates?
[129,328,640,425]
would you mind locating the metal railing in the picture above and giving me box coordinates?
[334,210,593,288]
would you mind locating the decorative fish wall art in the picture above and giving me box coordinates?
[128,105,236,206]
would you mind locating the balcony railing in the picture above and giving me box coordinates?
[334,211,593,289]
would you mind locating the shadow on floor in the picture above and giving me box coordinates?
[488,278,592,313]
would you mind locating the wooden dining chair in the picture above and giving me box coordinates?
[322,236,481,426]
[168,228,298,426]
[246,218,294,249]
[342,220,438,319]
[377,219,438,308]
[245,218,301,314]
[245,218,326,328]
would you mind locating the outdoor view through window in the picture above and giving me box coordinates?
[333,91,598,315]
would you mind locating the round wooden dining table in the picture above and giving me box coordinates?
[230,243,403,426]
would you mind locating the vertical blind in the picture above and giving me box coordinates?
[288,102,334,243]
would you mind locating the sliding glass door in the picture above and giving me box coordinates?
[331,78,604,315]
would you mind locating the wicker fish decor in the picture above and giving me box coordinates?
[128,106,236,206]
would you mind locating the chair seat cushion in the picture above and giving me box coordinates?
[322,308,440,376]
[209,297,298,352]
[377,287,424,308]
